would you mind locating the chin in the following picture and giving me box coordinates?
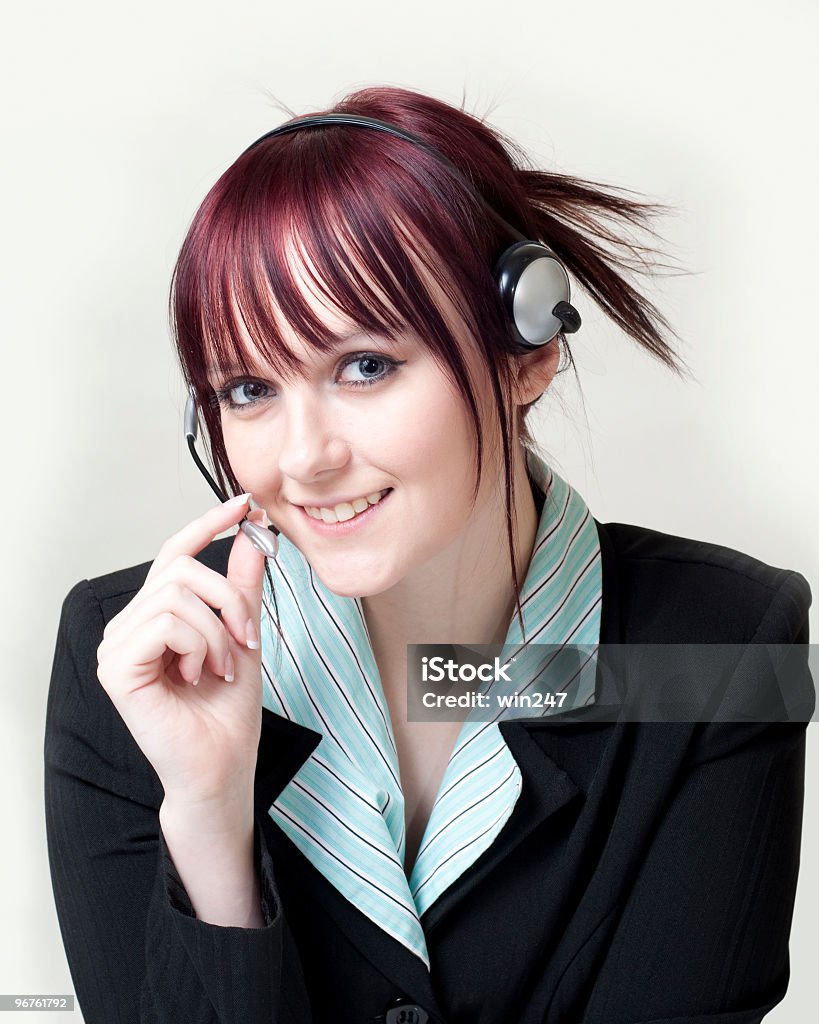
[311,557,402,600]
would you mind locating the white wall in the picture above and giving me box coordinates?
[2,1,816,1020]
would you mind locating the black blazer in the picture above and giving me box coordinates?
[44,520,814,1024]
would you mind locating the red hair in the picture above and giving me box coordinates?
[170,85,686,635]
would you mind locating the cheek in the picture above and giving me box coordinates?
[221,425,278,493]
[385,384,479,514]
[396,377,476,459]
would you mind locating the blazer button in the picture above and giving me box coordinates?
[384,998,430,1024]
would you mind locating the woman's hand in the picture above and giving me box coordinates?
[96,494,270,808]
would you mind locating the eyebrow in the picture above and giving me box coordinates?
[205,331,404,375]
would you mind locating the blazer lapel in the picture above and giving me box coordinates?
[421,719,584,934]
[252,707,321,818]
[252,709,446,1016]
[272,824,447,1020]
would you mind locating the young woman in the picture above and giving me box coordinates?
[45,85,812,1024]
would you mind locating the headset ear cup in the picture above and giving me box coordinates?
[495,241,576,349]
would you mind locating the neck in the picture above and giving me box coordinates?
[362,449,540,679]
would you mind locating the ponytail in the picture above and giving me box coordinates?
[519,168,691,376]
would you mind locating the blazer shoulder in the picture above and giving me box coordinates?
[75,536,234,624]
[597,520,812,643]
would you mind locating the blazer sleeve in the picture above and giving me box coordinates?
[579,571,814,1024]
[44,579,313,1024]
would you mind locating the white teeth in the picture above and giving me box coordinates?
[305,489,389,524]
[320,506,344,523]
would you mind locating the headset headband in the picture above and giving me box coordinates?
[236,111,581,350]
[241,113,529,245]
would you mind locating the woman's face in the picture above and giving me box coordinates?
[210,276,508,599]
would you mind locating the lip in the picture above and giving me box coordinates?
[296,488,393,535]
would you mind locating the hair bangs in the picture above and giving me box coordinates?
[189,166,477,393]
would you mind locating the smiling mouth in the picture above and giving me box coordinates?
[301,488,392,524]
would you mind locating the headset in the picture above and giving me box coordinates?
[183,113,582,560]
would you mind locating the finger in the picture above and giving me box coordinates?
[98,611,209,697]
[225,507,269,641]
[111,557,255,651]
[146,493,253,584]
[102,583,235,679]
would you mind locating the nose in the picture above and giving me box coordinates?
[275,387,351,482]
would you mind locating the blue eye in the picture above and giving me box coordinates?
[338,354,401,386]
[212,352,406,412]
[213,380,271,410]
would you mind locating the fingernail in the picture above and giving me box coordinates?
[247,507,269,529]
[226,492,252,507]
[245,618,260,649]
[223,651,235,682]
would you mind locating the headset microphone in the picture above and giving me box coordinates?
[184,387,280,560]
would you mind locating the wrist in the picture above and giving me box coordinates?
[158,797,265,929]
[159,788,255,838]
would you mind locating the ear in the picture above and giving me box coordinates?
[511,338,561,407]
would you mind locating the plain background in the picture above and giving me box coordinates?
[2,1,816,1020]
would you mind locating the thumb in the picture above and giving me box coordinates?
[226,506,269,623]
